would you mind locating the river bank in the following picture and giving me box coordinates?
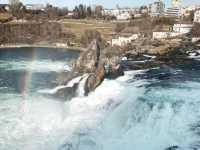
[0,43,86,51]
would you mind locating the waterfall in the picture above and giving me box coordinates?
[76,74,90,97]
[1,63,200,150]
[38,76,83,95]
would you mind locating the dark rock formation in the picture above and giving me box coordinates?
[84,64,105,95]
[73,39,126,94]
[73,40,101,73]
[54,83,79,100]
[164,146,183,150]
[57,39,125,98]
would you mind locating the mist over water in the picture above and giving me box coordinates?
[0,47,200,150]
[0,47,80,93]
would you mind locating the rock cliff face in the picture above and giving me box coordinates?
[72,39,124,95]
[84,65,105,95]
[56,39,124,99]
[73,40,101,73]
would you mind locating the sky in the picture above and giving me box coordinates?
[1,0,200,9]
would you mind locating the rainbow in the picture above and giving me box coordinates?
[21,48,38,98]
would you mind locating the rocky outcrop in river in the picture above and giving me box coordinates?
[56,37,200,100]
[56,39,124,99]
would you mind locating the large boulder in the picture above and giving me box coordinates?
[54,83,78,100]
[73,40,125,94]
[164,146,183,150]
[84,64,105,95]
[57,39,126,98]
[73,39,101,73]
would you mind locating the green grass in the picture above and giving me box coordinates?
[62,19,116,40]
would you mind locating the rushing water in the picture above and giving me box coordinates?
[0,48,200,150]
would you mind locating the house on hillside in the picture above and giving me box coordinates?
[25,4,45,11]
[140,6,148,14]
[102,7,139,20]
[153,31,184,39]
[111,33,140,46]
[165,7,181,18]
[102,9,119,16]
[149,0,165,17]
[153,22,193,39]
[0,4,9,12]
[152,25,172,39]
[194,9,200,23]
[116,12,131,20]
[173,22,193,34]
[181,5,200,18]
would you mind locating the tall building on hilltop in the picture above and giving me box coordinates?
[149,0,165,17]
[194,9,200,23]
[165,7,181,18]
[165,0,182,18]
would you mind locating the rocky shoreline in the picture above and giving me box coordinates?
[0,43,86,51]
[54,37,200,100]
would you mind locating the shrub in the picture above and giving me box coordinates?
[80,29,105,48]
[115,23,126,33]
[191,23,200,37]
[152,17,175,26]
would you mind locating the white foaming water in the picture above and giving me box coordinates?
[0,70,200,150]
[187,50,200,61]
[0,70,145,150]
[71,80,200,150]
[76,74,89,97]
[38,75,84,95]
[0,59,71,72]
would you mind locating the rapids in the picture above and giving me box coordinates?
[0,47,200,150]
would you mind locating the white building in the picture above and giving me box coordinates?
[102,7,139,19]
[0,4,10,11]
[173,23,193,34]
[153,32,183,39]
[116,12,131,20]
[134,13,142,18]
[102,9,119,16]
[194,9,200,23]
[153,32,170,39]
[181,5,200,17]
[149,0,165,17]
[153,23,193,39]
[26,4,45,11]
[165,7,181,18]
[112,34,139,46]
[140,6,148,14]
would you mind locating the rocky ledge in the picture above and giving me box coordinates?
[54,37,200,100]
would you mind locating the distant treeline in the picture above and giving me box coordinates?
[73,4,103,19]
[1,0,104,21]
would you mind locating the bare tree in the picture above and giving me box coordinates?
[94,5,103,18]
[80,29,105,48]
[9,0,24,18]
[191,23,200,37]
